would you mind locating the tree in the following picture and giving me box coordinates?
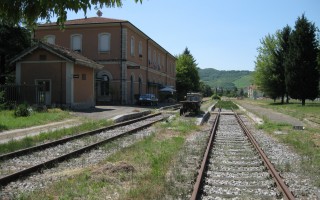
[199,81,213,97]
[239,88,244,97]
[0,0,142,27]
[274,25,291,103]
[176,47,200,100]
[285,14,319,106]
[0,24,31,84]
[254,33,280,101]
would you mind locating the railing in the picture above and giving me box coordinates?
[0,84,46,106]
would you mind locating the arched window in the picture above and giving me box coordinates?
[139,77,142,94]
[130,75,134,104]
[148,47,151,65]
[158,53,161,69]
[131,36,135,56]
[45,35,55,44]
[71,34,82,52]
[100,75,109,96]
[138,41,142,57]
[99,33,111,52]
[162,55,165,69]
[153,50,156,65]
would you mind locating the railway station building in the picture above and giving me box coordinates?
[13,17,176,108]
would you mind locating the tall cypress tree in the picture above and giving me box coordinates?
[274,25,291,104]
[285,14,319,106]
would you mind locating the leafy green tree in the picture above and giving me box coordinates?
[176,47,200,100]
[199,81,213,97]
[0,0,142,27]
[285,14,319,106]
[239,88,244,97]
[0,24,31,84]
[254,34,280,101]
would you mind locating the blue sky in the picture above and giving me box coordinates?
[59,0,319,71]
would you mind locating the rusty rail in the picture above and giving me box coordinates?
[234,112,295,200]
[190,109,221,200]
[0,114,165,187]
[0,113,161,161]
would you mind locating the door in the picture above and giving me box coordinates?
[36,80,51,105]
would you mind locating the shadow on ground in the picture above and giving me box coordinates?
[72,107,115,113]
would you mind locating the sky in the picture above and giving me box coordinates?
[49,0,320,71]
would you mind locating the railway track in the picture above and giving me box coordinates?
[191,109,295,200]
[0,113,165,187]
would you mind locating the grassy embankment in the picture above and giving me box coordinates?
[16,115,201,199]
[236,98,320,186]
[0,108,71,131]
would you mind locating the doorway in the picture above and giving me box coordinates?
[36,80,51,105]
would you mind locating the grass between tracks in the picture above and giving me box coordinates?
[0,119,113,155]
[16,115,200,200]
[215,100,239,110]
[238,98,320,186]
[0,108,71,131]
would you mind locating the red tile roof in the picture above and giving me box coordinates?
[38,17,127,27]
[10,41,103,69]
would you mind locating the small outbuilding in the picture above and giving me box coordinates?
[10,41,103,109]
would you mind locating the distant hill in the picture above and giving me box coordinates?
[198,68,253,89]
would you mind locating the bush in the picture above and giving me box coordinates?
[0,90,6,110]
[14,103,32,117]
[212,94,221,100]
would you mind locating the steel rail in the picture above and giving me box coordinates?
[0,114,165,187]
[190,109,221,200]
[0,113,161,161]
[234,112,295,200]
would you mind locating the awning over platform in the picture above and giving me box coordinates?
[159,86,176,93]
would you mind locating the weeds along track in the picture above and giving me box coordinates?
[0,113,165,187]
[192,110,295,200]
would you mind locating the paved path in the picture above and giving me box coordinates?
[235,101,304,127]
[70,105,149,120]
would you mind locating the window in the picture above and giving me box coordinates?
[71,34,82,52]
[98,33,111,52]
[138,41,142,57]
[148,47,151,65]
[162,55,165,69]
[45,35,55,44]
[131,36,135,56]
[153,50,156,65]
[158,53,161,69]
[139,77,142,94]
[101,75,109,96]
[82,74,86,80]
[39,55,47,60]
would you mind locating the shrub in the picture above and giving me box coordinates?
[0,90,6,110]
[14,103,32,117]
[212,94,221,100]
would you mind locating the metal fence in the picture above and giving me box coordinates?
[0,84,46,106]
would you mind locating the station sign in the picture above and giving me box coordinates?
[127,66,140,69]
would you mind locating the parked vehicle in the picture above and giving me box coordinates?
[138,94,158,106]
[180,93,202,115]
